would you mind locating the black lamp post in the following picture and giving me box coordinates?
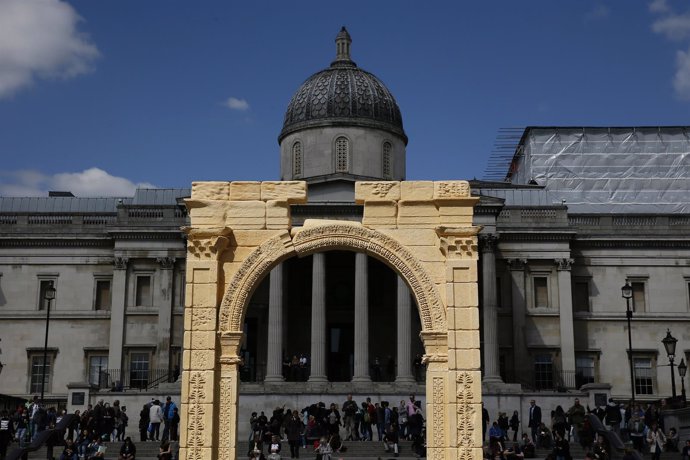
[622,282,635,407]
[662,329,678,400]
[40,284,56,402]
[678,358,687,402]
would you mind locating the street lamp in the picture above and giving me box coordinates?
[662,329,678,400]
[40,284,56,402]
[678,358,687,402]
[622,282,635,407]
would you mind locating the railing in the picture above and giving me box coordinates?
[89,368,171,391]
[511,367,578,392]
[28,215,72,225]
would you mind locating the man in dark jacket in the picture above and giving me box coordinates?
[605,399,622,436]
[528,400,542,444]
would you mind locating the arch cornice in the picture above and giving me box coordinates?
[218,222,446,333]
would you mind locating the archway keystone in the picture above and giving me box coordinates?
[181,180,482,460]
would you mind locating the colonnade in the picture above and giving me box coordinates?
[263,252,416,383]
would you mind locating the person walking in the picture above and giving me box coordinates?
[646,421,666,460]
[528,400,541,444]
[509,410,520,442]
[148,400,163,441]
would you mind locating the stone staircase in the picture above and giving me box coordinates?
[18,440,177,460]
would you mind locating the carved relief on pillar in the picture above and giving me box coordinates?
[506,258,527,271]
[187,372,208,460]
[431,376,445,460]
[437,226,480,260]
[156,256,176,270]
[113,256,129,270]
[478,234,498,253]
[218,370,234,460]
[456,372,476,460]
[183,227,232,260]
[554,258,574,271]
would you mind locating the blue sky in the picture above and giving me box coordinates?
[0,0,689,196]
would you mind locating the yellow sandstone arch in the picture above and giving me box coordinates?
[181,180,483,460]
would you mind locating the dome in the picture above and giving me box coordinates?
[279,27,407,144]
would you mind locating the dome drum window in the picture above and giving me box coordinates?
[292,142,303,177]
[335,137,349,173]
[382,142,392,179]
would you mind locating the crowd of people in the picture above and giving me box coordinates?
[0,395,179,460]
[246,394,426,459]
[481,397,689,460]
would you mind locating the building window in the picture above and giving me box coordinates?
[382,142,392,179]
[29,354,52,394]
[573,279,590,312]
[94,279,112,310]
[634,357,654,395]
[496,276,502,308]
[292,141,302,177]
[631,282,646,312]
[129,352,150,389]
[534,353,553,390]
[135,275,152,307]
[88,355,109,388]
[533,276,549,308]
[335,137,349,172]
[575,356,595,388]
[38,278,56,310]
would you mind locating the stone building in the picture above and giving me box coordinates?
[0,28,689,435]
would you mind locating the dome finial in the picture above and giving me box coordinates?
[332,26,355,66]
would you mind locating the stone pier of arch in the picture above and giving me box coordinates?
[180,180,482,460]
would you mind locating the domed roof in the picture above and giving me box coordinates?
[279,27,407,144]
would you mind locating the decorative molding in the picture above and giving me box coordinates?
[113,257,129,270]
[456,372,476,460]
[187,372,206,460]
[432,377,445,459]
[218,374,233,460]
[554,258,574,271]
[506,258,527,271]
[184,227,232,260]
[156,256,176,270]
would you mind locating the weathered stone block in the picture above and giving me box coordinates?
[361,217,398,228]
[449,306,479,330]
[225,201,266,229]
[229,181,261,201]
[439,215,474,226]
[448,262,478,283]
[266,200,291,229]
[398,202,439,217]
[190,349,216,370]
[453,283,479,307]
[453,330,480,349]
[454,349,481,370]
[191,308,217,331]
[191,181,230,201]
[433,181,471,200]
[355,181,400,203]
[261,181,307,203]
[405,245,445,262]
[192,283,218,308]
[182,370,216,404]
[378,228,438,246]
[401,181,434,201]
[437,204,475,216]
[191,330,216,350]
[188,201,228,227]
[363,201,397,217]
[231,230,285,246]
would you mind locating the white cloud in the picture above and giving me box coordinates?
[652,12,690,41]
[0,168,156,197]
[584,4,610,21]
[649,0,670,13]
[0,0,100,99]
[673,46,690,99]
[224,97,250,111]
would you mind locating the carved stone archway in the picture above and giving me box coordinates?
[181,180,483,460]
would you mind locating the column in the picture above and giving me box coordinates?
[156,257,175,374]
[352,252,371,382]
[508,258,528,376]
[108,256,128,372]
[480,234,503,384]
[396,276,415,383]
[264,264,284,383]
[556,258,576,385]
[309,253,328,383]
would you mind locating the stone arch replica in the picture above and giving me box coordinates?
[181,180,482,460]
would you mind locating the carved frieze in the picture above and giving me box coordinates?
[456,372,476,460]
[187,372,207,460]
[184,227,232,260]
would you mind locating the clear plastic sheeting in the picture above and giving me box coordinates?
[509,127,690,213]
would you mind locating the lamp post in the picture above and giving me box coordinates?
[40,284,56,402]
[622,282,635,407]
[678,358,687,403]
[662,329,678,400]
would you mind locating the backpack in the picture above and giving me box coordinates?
[363,411,370,423]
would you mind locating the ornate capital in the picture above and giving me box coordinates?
[184,227,232,260]
[436,226,480,259]
[156,256,176,270]
[113,256,129,270]
[478,233,498,253]
[555,258,574,271]
[506,258,527,271]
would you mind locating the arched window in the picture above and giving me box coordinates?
[292,141,302,177]
[382,142,392,179]
[335,137,349,172]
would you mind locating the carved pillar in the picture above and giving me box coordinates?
[264,264,285,382]
[156,256,176,373]
[480,235,502,384]
[396,276,415,383]
[309,253,328,383]
[421,330,449,459]
[218,331,243,460]
[507,258,528,377]
[108,256,128,371]
[556,258,576,382]
[352,253,371,382]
